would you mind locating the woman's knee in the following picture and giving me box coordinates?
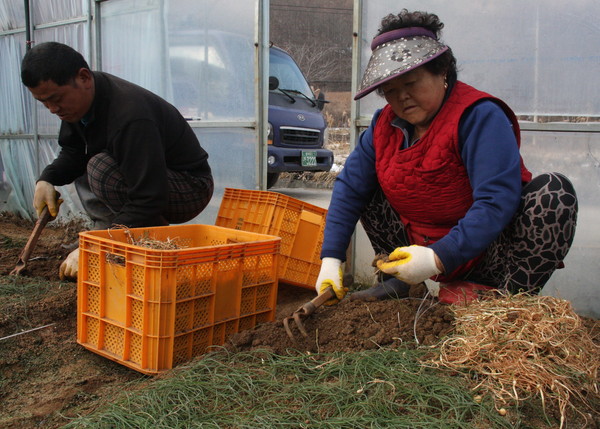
[523,172,577,207]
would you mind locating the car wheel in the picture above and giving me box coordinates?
[266,172,280,189]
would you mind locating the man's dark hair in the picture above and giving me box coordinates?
[21,42,90,88]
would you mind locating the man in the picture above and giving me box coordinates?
[21,42,214,280]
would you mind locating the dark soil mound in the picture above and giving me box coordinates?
[228,283,455,354]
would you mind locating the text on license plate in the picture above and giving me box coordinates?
[301,151,317,167]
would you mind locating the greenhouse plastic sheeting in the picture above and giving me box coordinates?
[0,0,264,223]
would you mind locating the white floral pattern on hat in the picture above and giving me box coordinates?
[355,29,448,100]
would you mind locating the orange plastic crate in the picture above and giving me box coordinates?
[77,224,280,375]
[215,188,326,289]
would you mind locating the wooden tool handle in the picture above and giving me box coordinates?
[14,207,52,266]
[307,286,335,311]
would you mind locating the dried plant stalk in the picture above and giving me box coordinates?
[425,293,600,428]
[108,225,183,250]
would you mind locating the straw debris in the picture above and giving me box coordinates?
[109,225,183,250]
[425,293,600,427]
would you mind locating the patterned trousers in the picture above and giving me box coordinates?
[360,173,578,294]
[75,152,213,228]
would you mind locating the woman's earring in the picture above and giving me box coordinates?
[444,76,448,89]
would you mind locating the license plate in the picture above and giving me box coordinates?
[301,151,317,167]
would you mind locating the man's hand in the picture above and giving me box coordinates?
[315,257,347,304]
[33,180,62,218]
[59,248,79,280]
[376,245,442,285]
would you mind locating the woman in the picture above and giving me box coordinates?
[315,10,578,304]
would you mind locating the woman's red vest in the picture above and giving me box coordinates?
[373,81,531,280]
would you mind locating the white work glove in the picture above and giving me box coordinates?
[33,180,62,218]
[315,257,347,304]
[376,245,442,285]
[424,279,440,297]
[59,247,79,281]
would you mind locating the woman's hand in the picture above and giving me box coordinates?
[376,245,443,285]
[315,257,347,304]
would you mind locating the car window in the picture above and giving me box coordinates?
[270,50,313,96]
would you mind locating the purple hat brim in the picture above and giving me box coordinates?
[354,35,448,100]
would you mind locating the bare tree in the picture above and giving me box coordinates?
[277,41,346,86]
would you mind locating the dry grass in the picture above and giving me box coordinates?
[108,225,183,250]
[425,293,600,428]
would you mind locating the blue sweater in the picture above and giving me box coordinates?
[321,100,523,275]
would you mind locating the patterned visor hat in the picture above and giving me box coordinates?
[354,27,448,100]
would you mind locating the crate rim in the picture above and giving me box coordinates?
[79,224,282,253]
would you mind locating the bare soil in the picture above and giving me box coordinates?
[0,213,598,428]
[228,282,454,355]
